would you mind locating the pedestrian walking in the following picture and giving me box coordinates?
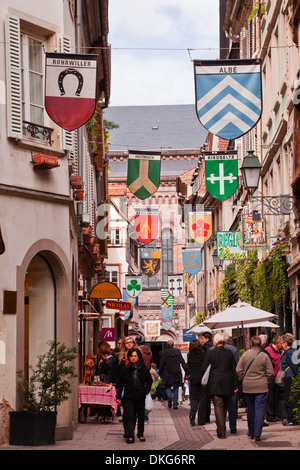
[159,339,190,410]
[187,339,207,426]
[236,336,273,441]
[263,335,283,422]
[199,331,214,422]
[116,348,152,444]
[201,333,238,439]
[135,335,153,369]
[223,333,239,434]
[280,334,299,426]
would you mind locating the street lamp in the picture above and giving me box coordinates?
[212,248,223,270]
[187,291,194,306]
[174,313,180,336]
[241,150,298,215]
[241,150,262,194]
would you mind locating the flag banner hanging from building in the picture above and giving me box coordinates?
[189,211,212,244]
[122,289,136,321]
[161,289,174,330]
[127,150,161,200]
[140,248,161,277]
[182,248,202,275]
[125,275,142,298]
[167,274,184,298]
[194,59,262,140]
[135,208,158,244]
[45,53,98,131]
[205,151,238,200]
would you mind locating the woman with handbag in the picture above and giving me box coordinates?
[236,336,274,441]
[200,333,238,439]
[116,348,152,443]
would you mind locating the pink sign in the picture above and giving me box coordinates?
[100,328,115,342]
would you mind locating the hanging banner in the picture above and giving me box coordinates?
[182,248,202,275]
[167,274,184,297]
[205,151,238,201]
[127,150,161,200]
[135,208,158,244]
[144,320,161,337]
[45,53,98,131]
[194,59,262,140]
[189,211,212,244]
[243,214,267,247]
[161,289,174,331]
[216,231,247,260]
[122,289,136,321]
[125,275,142,298]
[141,248,161,277]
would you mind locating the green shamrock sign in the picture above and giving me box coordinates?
[125,276,142,298]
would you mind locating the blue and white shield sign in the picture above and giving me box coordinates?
[182,248,202,275]
[194,59,262,141]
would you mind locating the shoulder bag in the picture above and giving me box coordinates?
[201,364,211,387]
[275,366,289,385]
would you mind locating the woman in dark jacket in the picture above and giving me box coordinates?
[201,333,238,438]
[116,348,152,443]
[187,339,207,426]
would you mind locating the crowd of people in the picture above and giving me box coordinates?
[90,330,299,443]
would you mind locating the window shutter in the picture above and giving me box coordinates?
[57,34,75,151]
[5,14,22,138]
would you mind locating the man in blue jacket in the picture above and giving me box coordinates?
[281,334,299,426]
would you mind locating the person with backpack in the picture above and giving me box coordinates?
[159,339,190,410]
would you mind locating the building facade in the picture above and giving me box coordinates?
[0,0,110,443]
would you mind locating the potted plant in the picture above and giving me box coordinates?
[10,340,77,446]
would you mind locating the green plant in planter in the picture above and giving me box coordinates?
[17,340,77,412]
[289,375,300,424]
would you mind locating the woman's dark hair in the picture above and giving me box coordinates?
[189,339,203,355]
[127,347,143,361]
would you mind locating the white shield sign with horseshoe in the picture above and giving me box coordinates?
[45,53,98,131]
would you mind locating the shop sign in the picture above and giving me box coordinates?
[90,281,121,299]
[106,301,132,310]
[144,320,160,337]
[100,328,115,341]
[217,231,247,260]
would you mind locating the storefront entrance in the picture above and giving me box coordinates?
[145,341,167,368]
[24,254,55,378]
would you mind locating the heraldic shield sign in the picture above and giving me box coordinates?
[167,274,184,298]
[182,248,202,275]
[189,211,212,244]
[45,53,98,131]
[194,59,262,140]
[205,151,238,201]
[127,151,161,200]
[141,248,161,277]
[135,209,158,244]
[125,275,142,298]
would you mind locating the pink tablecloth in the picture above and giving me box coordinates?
[78,385,117,414]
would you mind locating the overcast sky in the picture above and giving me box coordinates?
[108,0,220,106]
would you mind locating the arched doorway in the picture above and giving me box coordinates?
[24,254,55,378]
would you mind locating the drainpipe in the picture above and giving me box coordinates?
[75,0,84,235]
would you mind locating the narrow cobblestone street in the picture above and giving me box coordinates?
[2,399,300,452]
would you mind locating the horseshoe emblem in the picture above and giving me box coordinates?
[58,68,84,96]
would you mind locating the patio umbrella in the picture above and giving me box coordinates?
[187,324,212,334]
[203,299,277,330]
[241,321,279,329]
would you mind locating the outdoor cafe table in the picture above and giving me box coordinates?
[78,384,118,422]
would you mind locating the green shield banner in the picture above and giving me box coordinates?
[127,150,161,200]
[205,151,238,201]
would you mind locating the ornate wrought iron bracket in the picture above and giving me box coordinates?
[249,195,300,216]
